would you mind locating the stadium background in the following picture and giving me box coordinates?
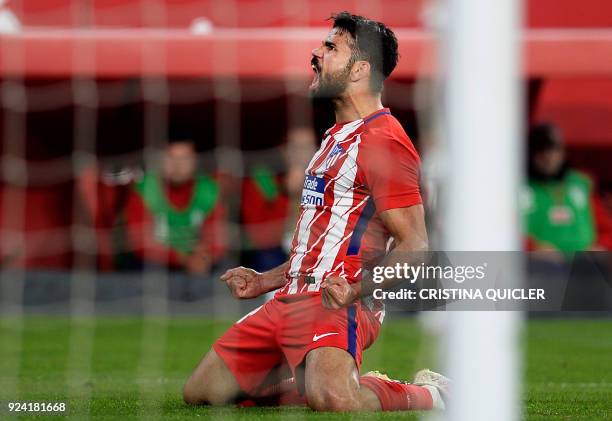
[0,1,610,419]
[2,0,612,271]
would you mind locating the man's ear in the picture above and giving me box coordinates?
[350,60,371,83]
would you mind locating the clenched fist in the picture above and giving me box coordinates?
[220,266,264,299]
[321,276,360,309]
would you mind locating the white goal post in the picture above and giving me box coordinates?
[441,0,523,420]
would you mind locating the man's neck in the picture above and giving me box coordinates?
[333,92,384,124]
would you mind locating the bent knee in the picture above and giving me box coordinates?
[183,375,235,406]
[306,387,361,412]
[183,376,212,406]
[183,348,243,406]
[182,380,204,406]
[183,353,240,406]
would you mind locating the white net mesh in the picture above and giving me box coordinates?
[0,1,434,418]
[2,0,611,419]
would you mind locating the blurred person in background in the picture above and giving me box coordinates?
[283,126,318,250]
[240,163,289,273]
[523,122,612,255]
[78,162,141,271]
[125,131,226,274]
[240,126,317,273]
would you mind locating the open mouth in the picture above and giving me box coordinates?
[310,63,320,87]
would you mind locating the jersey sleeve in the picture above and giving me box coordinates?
[358,132,422,212]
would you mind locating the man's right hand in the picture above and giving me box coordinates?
[220,266,264,299]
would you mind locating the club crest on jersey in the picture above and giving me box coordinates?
[323,144,346,170]
[301,175,325,207]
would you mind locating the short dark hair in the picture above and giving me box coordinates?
[167,123,195,145]
[528,122,562,154]
[330,11,399,92]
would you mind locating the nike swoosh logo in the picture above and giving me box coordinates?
[312,332,339,342]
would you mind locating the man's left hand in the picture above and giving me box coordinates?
[321,276,360,309]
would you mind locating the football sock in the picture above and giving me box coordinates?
[360,375,433,411]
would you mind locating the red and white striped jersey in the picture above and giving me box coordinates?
[276,108,422,297]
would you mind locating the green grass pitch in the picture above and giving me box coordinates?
[0,316,610,420]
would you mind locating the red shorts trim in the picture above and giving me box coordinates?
[212,295,381,395]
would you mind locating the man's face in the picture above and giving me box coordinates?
[161,141,197,185]
[534,146,565,177]
[310,28,355,99]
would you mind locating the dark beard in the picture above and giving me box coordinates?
[309,66,351,133]
[309,60,353,135]
[528,161,569,182]
[309,63,351,101]
[310,75,347,100]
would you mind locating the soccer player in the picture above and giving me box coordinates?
[183,12,449,412]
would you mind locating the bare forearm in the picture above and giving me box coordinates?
[260,261,290,292]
